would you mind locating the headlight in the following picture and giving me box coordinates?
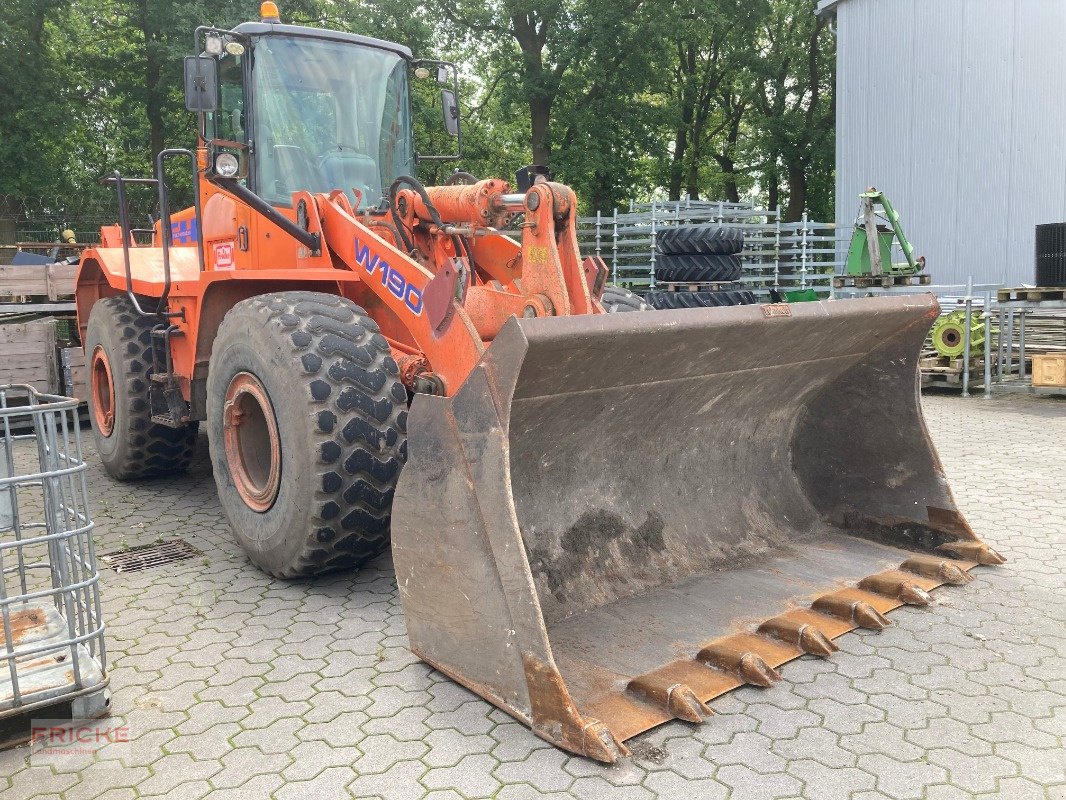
[215,152,240,177]
[205,34,223,55]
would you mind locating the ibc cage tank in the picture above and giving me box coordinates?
[0,385,108,731]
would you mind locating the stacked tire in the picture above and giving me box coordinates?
[654,225,745,284]
[648,223,756,310]
[599,285,651,313]
[645,289,756,309]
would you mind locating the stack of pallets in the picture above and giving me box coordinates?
[0,255,85,402]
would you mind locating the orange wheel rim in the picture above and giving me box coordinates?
[223,372,281,512]
[90,346,116,437]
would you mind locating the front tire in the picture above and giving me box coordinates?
[206,292,407,578]
[84,296,198,480]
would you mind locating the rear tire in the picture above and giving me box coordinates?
[656,224,745,255]
[599,285,650,312]
[655,252,742,283]
[84,296,198,480]
[206,291,407,578]
[646,289,757,309]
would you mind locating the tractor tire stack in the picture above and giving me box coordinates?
[646,224,756,310]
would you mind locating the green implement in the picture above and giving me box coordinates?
[845,188,925,278]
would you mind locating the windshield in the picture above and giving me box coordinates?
[251,35,414,208]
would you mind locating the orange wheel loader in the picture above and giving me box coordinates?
[75,5,1003,762]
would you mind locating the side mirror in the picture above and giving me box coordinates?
[441,89,459,137]
[184,56,218,112]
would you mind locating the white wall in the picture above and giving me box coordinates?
[833,0,1066,288]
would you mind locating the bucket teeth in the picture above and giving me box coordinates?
[739,653,783,687]
[627,677,712,722]
[859,574,934,606]
[798,626,840,657]
[897,584,933,606]
[813,596,891,630]
[669,684,713,722]
[758,618,840,658]
[939,563,975,585]
[697,643,782,687]
[901,555,974,585]
[581,720,630,763]
[938,541,1007,565]
[854,602,891,629]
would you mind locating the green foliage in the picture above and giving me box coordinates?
[0,0,835,232]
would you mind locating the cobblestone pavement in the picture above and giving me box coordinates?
[2,394,1064,799]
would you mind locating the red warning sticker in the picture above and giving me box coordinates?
[214,241,235,269]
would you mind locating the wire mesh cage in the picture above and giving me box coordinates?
[0,385,108,723]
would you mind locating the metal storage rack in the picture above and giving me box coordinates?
[993,293,1066,397]
[576,200,836,296]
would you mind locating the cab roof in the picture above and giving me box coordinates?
[232,21,413,60]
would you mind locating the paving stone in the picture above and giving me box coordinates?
[493,747,575,793]
[274,765,359,800]
[786,758,877,800]
[423,729,497,768]
[925,748,1019,793]
[347,760,427,799]
[421,753,502,797]
[857,753,950,799]
[713,764,803,799]
[353,734,429,775]
[640,770,730,800]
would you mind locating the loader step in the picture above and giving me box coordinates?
[833,273,932,289]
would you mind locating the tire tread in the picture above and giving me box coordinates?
[656,224,745,255]
[87,296,197,480]
[217,291,406,578]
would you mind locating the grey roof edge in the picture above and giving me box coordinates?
[816,0,844,16]
[232,21,414,59]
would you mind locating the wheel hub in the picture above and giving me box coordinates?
[223,372,281,512]
[90,345,116,437]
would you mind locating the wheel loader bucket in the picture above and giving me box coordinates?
[391,294,1003,762]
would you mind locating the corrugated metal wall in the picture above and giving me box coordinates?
[833,0,1066,288]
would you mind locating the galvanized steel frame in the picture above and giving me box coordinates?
[577,199,839,294]
[0,385,108,719]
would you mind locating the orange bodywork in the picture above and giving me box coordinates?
[75,170,609,413]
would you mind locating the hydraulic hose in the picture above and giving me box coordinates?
[389,175,476,277]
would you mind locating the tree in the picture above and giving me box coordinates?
[749,0,835,220]
[663,0,760,202]
[0,0,836,234]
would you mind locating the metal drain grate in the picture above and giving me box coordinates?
[102,539,203,573]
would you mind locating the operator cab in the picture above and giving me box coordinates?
[186,3,459,212]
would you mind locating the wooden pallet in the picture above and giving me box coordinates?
[833,273,932,289]
[0,262,77,303]
[920,352,984,389]
[0,320,60,394]
[658,281,739,293]
[920,354,973,373]
[997,286,1066,303]
[921,371,984,388]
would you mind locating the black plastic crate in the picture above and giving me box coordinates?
[1035,222,1066,287]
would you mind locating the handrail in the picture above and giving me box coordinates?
[155,148,205,315]
[102,148,204,319]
